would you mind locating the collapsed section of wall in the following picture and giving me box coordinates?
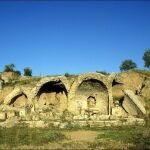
[0,72,147,128]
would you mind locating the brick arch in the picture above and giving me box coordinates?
[70,73,108,97]
[68,73,113,115]
[31,76,69,100]
[77,76,108,91]
[4,88,28,105]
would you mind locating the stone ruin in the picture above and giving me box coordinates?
[0,72,147,128]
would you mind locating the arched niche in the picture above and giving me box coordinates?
[9,93,27,108]
[74,79,109,115]
[35,80,68,113]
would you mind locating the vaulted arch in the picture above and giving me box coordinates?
[31,76,69,99]
[70,73,108,96]
[4,88,28,108]
[68,73,110,115]
[32,76,69,112]
[9,93,27,108]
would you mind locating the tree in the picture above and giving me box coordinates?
[143,49,150,68]
[120,59,137,71]
[15,70,21,76]
[64,72,71,77]
[24,67,32,76]
[3,64,15,72]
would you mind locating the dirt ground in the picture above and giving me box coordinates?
[64,130,97,142]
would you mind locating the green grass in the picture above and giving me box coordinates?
[64,73,78,80]
[0,126,66,147]
[96,125,150,149]
[0,125,150,149]
[2,77,41,88]
[96,70,110,75]
[130,69,150,77]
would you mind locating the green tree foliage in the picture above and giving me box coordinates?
[64,72,70,77]
[24,67,32,76]
[14,70,21,76]
[3,64,15,72]
[120,59,137,71]
[143,49,150,68]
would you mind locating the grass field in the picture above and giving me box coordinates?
[0,125,150,149]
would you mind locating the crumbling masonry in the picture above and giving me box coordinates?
[0,72,147,128]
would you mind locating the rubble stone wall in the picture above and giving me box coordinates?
[0,72,147,127]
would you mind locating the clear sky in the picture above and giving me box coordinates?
[0,1,150,76]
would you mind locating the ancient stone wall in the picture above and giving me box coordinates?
[0,72,147,128]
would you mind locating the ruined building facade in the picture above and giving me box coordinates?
[0,72,147,127]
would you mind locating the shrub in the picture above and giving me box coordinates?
[24,67,32,76]
[96,71,110,75]
[64,72,71,77]
[42,130,66,142]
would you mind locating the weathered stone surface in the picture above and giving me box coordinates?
[25,121,48,128]
[0,116,19,127]
[141,78,150,99]
[68,73,111,115]
[123,117,145,126]
[69,73,109,100]
[112,106,128,117]
[59,122,68,128]
[97,115,110,120]
[0,72,148,128]
[112,84,124,101]
[124,90,146,115]
[116,72,146,93]
[0,86,14,103]
[19,109,26,116]
[31,76,70,99]
[53,121,60,127]
[0,111,6,120]
[0,80,3,90]
[123,95,140,116]
[4,88,23,105]
[1,72,20,83]
[7,111,15,118]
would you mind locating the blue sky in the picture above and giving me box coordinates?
[0,1,150,76]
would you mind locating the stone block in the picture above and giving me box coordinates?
[53,121,60,127]
[112,106,127,117]
[7,111,15,118]
[59,122,68,129]
[19,109,26,117]
[93,121,105,127]
[0,112,6,120]
[97,115,110,120]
